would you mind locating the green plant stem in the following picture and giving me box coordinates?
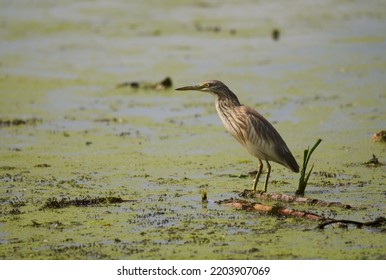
[296,139,322,196]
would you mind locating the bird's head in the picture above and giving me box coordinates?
[175,80,228,96]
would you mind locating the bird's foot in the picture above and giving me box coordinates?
[239,189,260,198]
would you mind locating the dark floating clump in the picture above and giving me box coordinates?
[95,117,125,124]
[194,22,237,35]
[194,22,220,33]
[0,118,41,127]
[41,196,127,209]
[364,154,383,167]
[116,77,172,90]
[117,81,139,89]
[271,28,280,41]
[34,163,51,168]
[0,166,16,170]
[201,190,208,204]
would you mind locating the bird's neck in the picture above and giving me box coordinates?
[215,90,241,108]
[214,91,246,145]
[214,91,242,130]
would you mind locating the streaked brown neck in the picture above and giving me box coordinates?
[214,88,241,108]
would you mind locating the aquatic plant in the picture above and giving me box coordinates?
[296,139,322,196]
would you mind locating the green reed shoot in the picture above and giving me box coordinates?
[296,138,322,196]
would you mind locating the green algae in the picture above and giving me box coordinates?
[1,0,386,260]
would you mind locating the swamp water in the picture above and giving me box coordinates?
[0,1,385,259]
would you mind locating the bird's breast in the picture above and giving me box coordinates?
[215,103,248,145]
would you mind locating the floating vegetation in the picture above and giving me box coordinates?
[364,154,382,167]
[201,190,208,204]
[28,220,65,230]
[34,163,51,168]
[0,166,16,171]
[116,76,172,90]
[41,196,125,209]
[193,22,237,35]
[95,117,125,124]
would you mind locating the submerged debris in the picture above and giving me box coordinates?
[372,130,386,142]
[116,77,172,90]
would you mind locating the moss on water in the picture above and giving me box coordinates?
[1,0,385,259]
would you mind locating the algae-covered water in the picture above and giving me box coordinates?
[0,0,385,259]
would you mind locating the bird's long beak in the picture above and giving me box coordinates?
[175,84,204,91]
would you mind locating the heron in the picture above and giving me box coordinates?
[176,80,299,192]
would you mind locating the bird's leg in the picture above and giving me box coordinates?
[253,159,263,191]
[264,161,271,192]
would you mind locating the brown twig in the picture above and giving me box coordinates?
[216,198,385,230]
[217,198,323,221]
[318,217,386,229]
